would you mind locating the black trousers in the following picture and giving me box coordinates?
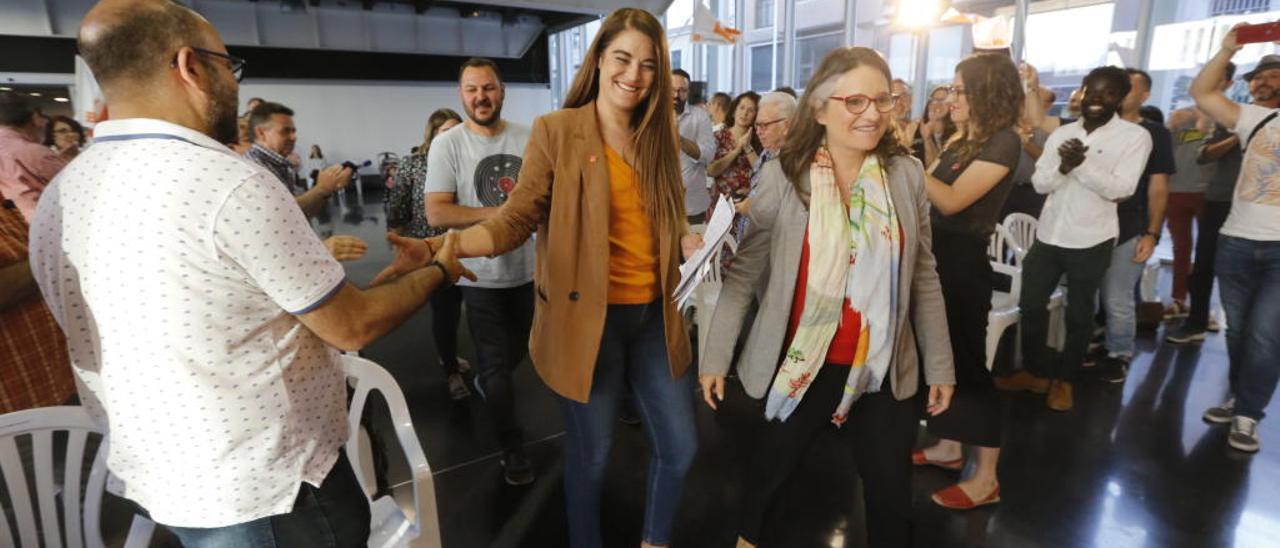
[429,284,464,374]
[739,366,917,548]
[927,230,1001,447]
[1019,239,1114,381]
[1185,200,1232,331]
[461,282,534,452]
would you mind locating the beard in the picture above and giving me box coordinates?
[466,99,503,127]
[674,97,686,115]
[206,73,240,145]
[1251,84,1277,102]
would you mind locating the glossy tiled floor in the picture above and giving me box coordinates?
[114,189,1280,547]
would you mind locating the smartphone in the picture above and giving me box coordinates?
[1236,21,1280,45]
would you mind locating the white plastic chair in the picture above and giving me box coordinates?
[987,224,1022,371]
[0,406,153,548]
[342,354,443,548]
[998,213,1067,353]
[1002,212,1039,255]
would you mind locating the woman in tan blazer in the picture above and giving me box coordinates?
[698,48,956,548]
[376,8,701,548]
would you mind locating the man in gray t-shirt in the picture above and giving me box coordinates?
[423,58,535,486]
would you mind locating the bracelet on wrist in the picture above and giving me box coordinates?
[429,261,452,286]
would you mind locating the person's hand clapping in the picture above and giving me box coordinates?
[737,129,755,152]
[316,164,353,195]
[1057,138,1088,174]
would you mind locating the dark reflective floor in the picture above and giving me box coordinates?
[113,189,1280,547]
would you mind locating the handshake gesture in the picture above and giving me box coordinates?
[371,231,476,287]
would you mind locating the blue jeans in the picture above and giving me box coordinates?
[1217,235,1280,420]
[164,451,370,548]
[1103,236,1147,358]
[557,301,698,547]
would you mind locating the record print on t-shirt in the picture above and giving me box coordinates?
[475,153,523,207]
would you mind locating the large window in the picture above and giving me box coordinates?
[756,0,775,29]
[793,32,843,89]
[751,43,787,92]
[1145,1,1280,115]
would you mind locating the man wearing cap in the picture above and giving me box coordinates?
[1189,32,1280,453]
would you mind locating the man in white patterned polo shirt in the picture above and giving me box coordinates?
[29,1,469,544]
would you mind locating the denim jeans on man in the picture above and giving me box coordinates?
[557,300,698,548]
[1217,235,1280,420]
[1102,236,1148,358]
[461,282,534,452]
[165,451,370,548]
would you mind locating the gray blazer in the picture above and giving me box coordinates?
[700,154,955,401]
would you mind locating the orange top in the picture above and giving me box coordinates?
[604,145,659,304]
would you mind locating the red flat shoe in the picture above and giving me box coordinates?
[931,484,1001,510]
[912,449,963,471]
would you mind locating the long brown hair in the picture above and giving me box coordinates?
[562,8,685,235]
[946,53,1024,166]
[779,47,906,203]
[419,108,463,155]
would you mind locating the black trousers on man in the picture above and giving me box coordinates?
[461,282,534,452]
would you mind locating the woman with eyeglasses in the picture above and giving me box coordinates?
[44,115,87,161]
[920,85,957,166]
[698,47,956,548]
[912,52,1024,511]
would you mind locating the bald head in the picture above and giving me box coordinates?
[78,0,212,94]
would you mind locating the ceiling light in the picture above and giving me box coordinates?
[29,92,42,97]
[896,0,943,30]
[0,86,11,91]
[54,97,69,103]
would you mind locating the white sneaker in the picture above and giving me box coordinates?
[1229,416,1260,453]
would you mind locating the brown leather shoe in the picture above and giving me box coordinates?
[1047,380,1074,411]
[994,370,1050,394]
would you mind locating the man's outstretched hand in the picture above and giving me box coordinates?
[370,233,435,286]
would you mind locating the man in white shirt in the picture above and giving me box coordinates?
[1190,29,1280,453]
[29,1,469,543]
[673,69,716,224]
[424,57,536,485]
[999,66,1152,412]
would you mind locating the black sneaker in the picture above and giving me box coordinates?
[1165,325,1207,345]
[1203,398,1235,424]
[1229,416,1260,453]
[1082,346,1108,368]
[501,450,536,486]
[1099,356,1130,384]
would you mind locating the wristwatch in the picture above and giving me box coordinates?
[1144,230,1161,243]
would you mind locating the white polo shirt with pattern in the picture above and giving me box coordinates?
[28,118,349,528]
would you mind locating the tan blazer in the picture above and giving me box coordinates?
[478,103,691,403]
[701,155,956,401]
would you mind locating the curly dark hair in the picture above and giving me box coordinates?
[945,52,1024,167]
[44,115,86,148]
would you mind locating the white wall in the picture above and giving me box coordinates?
[238,79,552,166]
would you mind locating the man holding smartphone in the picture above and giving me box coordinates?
[1189,24,1280,453]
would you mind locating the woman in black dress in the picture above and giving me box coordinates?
[913,52,1024,510]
